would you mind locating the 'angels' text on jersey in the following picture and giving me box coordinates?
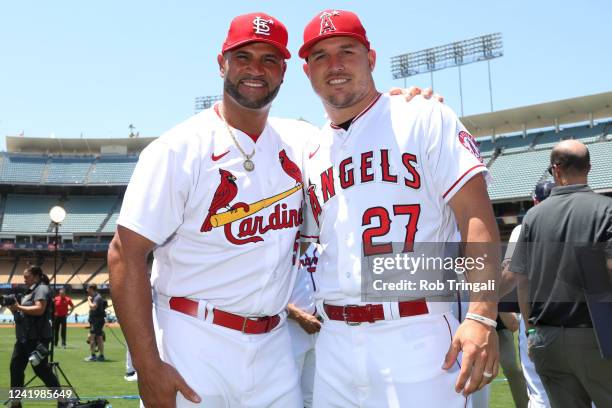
[302,94,490,305]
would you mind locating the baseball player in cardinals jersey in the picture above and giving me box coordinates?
[287,244,321,408]
[108,11,431,408]
[108,13,312,407]
[299,10,501,407]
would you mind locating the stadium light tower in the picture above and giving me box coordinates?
[390,33,503,115]
[195,95,223,114]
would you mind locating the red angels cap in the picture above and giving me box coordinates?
[222,12,291,59]
[299,9,370,59]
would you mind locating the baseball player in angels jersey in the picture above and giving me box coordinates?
[107,11,431,408]
[299,10,501,407]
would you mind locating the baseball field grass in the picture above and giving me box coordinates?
[0,325,515,407]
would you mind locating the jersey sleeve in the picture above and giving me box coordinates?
[509,220,529,275]
[117,140,192,245]
[426,103,491,203]
[34,285,50,302]
[300,133,321,243]
[504,224,523,260]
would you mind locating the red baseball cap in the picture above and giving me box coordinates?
[299,10,370,59]
[222,12,291,59]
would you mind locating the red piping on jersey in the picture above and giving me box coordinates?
[300,234,319,239]
[330,93,383,129]
[442,164,486,199]
[213,103,260,143]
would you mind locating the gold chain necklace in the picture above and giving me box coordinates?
[219,106,256,172]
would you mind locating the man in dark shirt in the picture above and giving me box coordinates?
[84,284,106,362]
[509,140,612,408]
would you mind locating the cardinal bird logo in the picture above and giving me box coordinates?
[200,169,238,232]
[279,149,302,185]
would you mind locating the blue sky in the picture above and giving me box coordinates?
[1,1,610,148]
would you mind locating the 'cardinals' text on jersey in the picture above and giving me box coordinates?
[118,105,319,315]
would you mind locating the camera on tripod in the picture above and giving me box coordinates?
[29,343,49,367]
[0,293,22,307]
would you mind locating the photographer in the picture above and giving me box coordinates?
[8,265,61,407]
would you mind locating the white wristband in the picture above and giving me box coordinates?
[465,313,497,329]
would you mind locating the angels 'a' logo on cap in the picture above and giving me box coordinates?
[319,10,340,35]
[253,16,274,36]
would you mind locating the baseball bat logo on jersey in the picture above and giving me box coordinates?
[201,151,304,245]
[458,130,483,163]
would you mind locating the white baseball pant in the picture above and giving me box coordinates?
[313,310,469,408]
[287,319,317,408]
[146,304,302,408]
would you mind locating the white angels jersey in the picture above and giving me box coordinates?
[302,94,490,305]
[118,105,317,316]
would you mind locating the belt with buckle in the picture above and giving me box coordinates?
[169,297,280,334]
[324,299,429,325]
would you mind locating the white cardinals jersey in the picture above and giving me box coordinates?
[118,105,318,316]
[302,94,490,305]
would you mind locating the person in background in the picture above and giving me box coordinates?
[497,311,529,408]
[53,287,74,348]
[510,140,612,408]
[84,284,106,362]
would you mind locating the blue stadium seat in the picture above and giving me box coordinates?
[2,194,60,232]
[58,196,119,233]
[487,149,552,201]
[46,156,94,184]
[0,154,46,184]
[587,141,612,190]
[88,156,138,184]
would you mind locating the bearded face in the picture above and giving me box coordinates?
[220,43,286,110]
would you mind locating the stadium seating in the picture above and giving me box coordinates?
[88,156,137,184]
[0,154,47,184]
[2,194,60,233]
[487,149,552,201]
[587,141,612,190]
[46,156,94,184]
[76,259,106,284]
[101,210,120,233]
[58,196,119,233]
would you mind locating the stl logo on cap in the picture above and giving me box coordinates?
[319,10,340,35]
[222,12,291,59]
[253,16,274,36]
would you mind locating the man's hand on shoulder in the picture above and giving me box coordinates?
[138,358,200,407]
[388,86,445,103]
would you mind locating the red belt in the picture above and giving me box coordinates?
[324,300,429,325]
[169,297,280,335]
